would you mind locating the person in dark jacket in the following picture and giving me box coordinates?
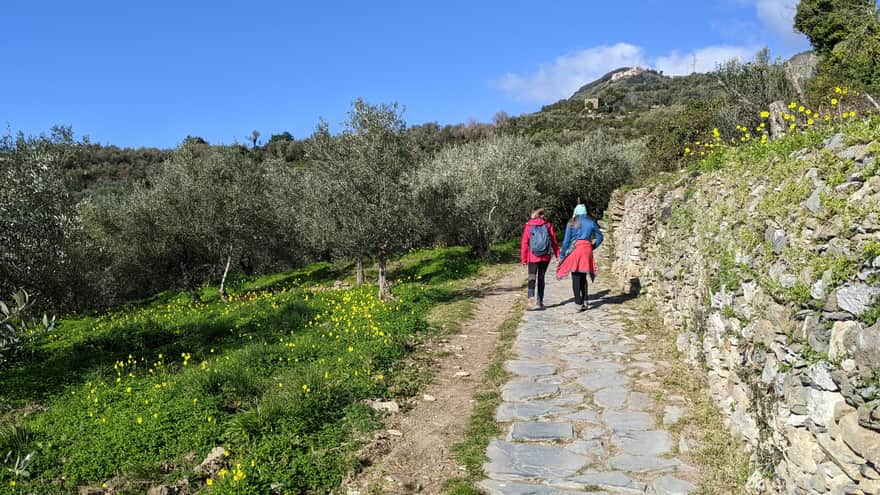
[556,204,604,312]
[520,208,560,310]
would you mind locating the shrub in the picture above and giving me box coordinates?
[644,100,721,171]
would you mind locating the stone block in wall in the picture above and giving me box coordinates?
[852,323,880,373]
[731,402,760,443]
[817,432,867,480]
[808,389,847,427]
[830,321,866,362]
[785,426,825,475]
[786,376,810,416]
[805,362,839,392]
[840,412,880,464]
[837,284,880,317]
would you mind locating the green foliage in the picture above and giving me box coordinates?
[304,99,421,297]
[709,249,739,293]
[0,128,85,309]
[535,133,642,221]
[0,291,56,368]
[714,48,797,138]
[80,142,291,300]
[0,245,505,493]
[645,99,721,171]
[863,299,880,326]
[812,254,857,285]
[415,135,541,256]
[795,0,872,54]
[797,0,880,95]
[865,241,880,260]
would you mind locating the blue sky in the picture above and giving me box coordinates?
[1,0,811,148]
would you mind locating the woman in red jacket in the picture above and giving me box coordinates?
[520,208,561,310]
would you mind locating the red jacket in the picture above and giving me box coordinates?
[520,218,561,264]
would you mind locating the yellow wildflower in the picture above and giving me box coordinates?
[136,416,143,425]
[206,479,213,486]
[760,111,770,119]
[831,98,838,106]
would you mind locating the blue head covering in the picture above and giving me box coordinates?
[573,204,587,217]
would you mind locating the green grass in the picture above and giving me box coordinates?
[446,300,524,493]
[0,243,517,494]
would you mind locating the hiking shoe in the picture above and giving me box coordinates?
[537,300,545,310]
[527,297,536,310]
[577,304,587,312]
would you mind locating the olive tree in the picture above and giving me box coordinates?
[81,142,285,301]
[0,128,81,308]
[535,133,640,222]
[415,135,540,257]
[304,99,420,299]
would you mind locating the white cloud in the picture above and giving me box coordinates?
[753,0,801,40]
[491,43,760,103]
[489,43,647,103]
[655,45,760,76]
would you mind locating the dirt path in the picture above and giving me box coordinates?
[344,267,525,495]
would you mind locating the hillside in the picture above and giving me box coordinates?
[499,67,726,144]
[609,114,880,493]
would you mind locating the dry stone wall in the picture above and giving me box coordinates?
[607,134,880,494]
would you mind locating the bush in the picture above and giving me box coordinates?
[714,49,797,139]
[644,100,721,171]
[796,0,880,97]
[0,291,55,368]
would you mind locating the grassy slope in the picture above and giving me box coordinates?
[0,243,516,495]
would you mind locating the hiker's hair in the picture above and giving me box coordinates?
[567,216,580,228]
[530,208,545,219]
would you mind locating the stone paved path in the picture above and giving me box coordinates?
[479,260,698,495]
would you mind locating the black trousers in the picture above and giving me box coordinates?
[572,272,589,306]
[527,261,550,301]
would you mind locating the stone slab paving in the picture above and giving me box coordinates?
[482,267,696,494]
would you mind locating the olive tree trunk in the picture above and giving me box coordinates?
[356,258,365,285]
[219,251,233,302]
[377,257,390,300]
